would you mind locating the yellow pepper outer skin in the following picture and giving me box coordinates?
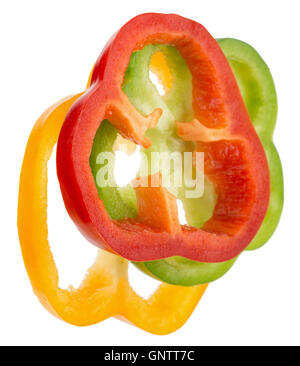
[17,95,207,335]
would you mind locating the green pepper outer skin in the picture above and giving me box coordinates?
[217,39,284,251]
[89,39,283,286]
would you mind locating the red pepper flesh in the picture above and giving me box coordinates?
[57,13,270,263]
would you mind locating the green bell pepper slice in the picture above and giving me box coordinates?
[89,38,283,286]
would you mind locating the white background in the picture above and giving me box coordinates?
[0,0,299,346]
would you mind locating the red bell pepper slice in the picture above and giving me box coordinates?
[57,13,270,263]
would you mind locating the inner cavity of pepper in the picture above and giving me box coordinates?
[89,44,217,229]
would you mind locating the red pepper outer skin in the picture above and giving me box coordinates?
[57,13,270,263]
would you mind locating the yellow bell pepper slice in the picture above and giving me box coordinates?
[17,94,207,335]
